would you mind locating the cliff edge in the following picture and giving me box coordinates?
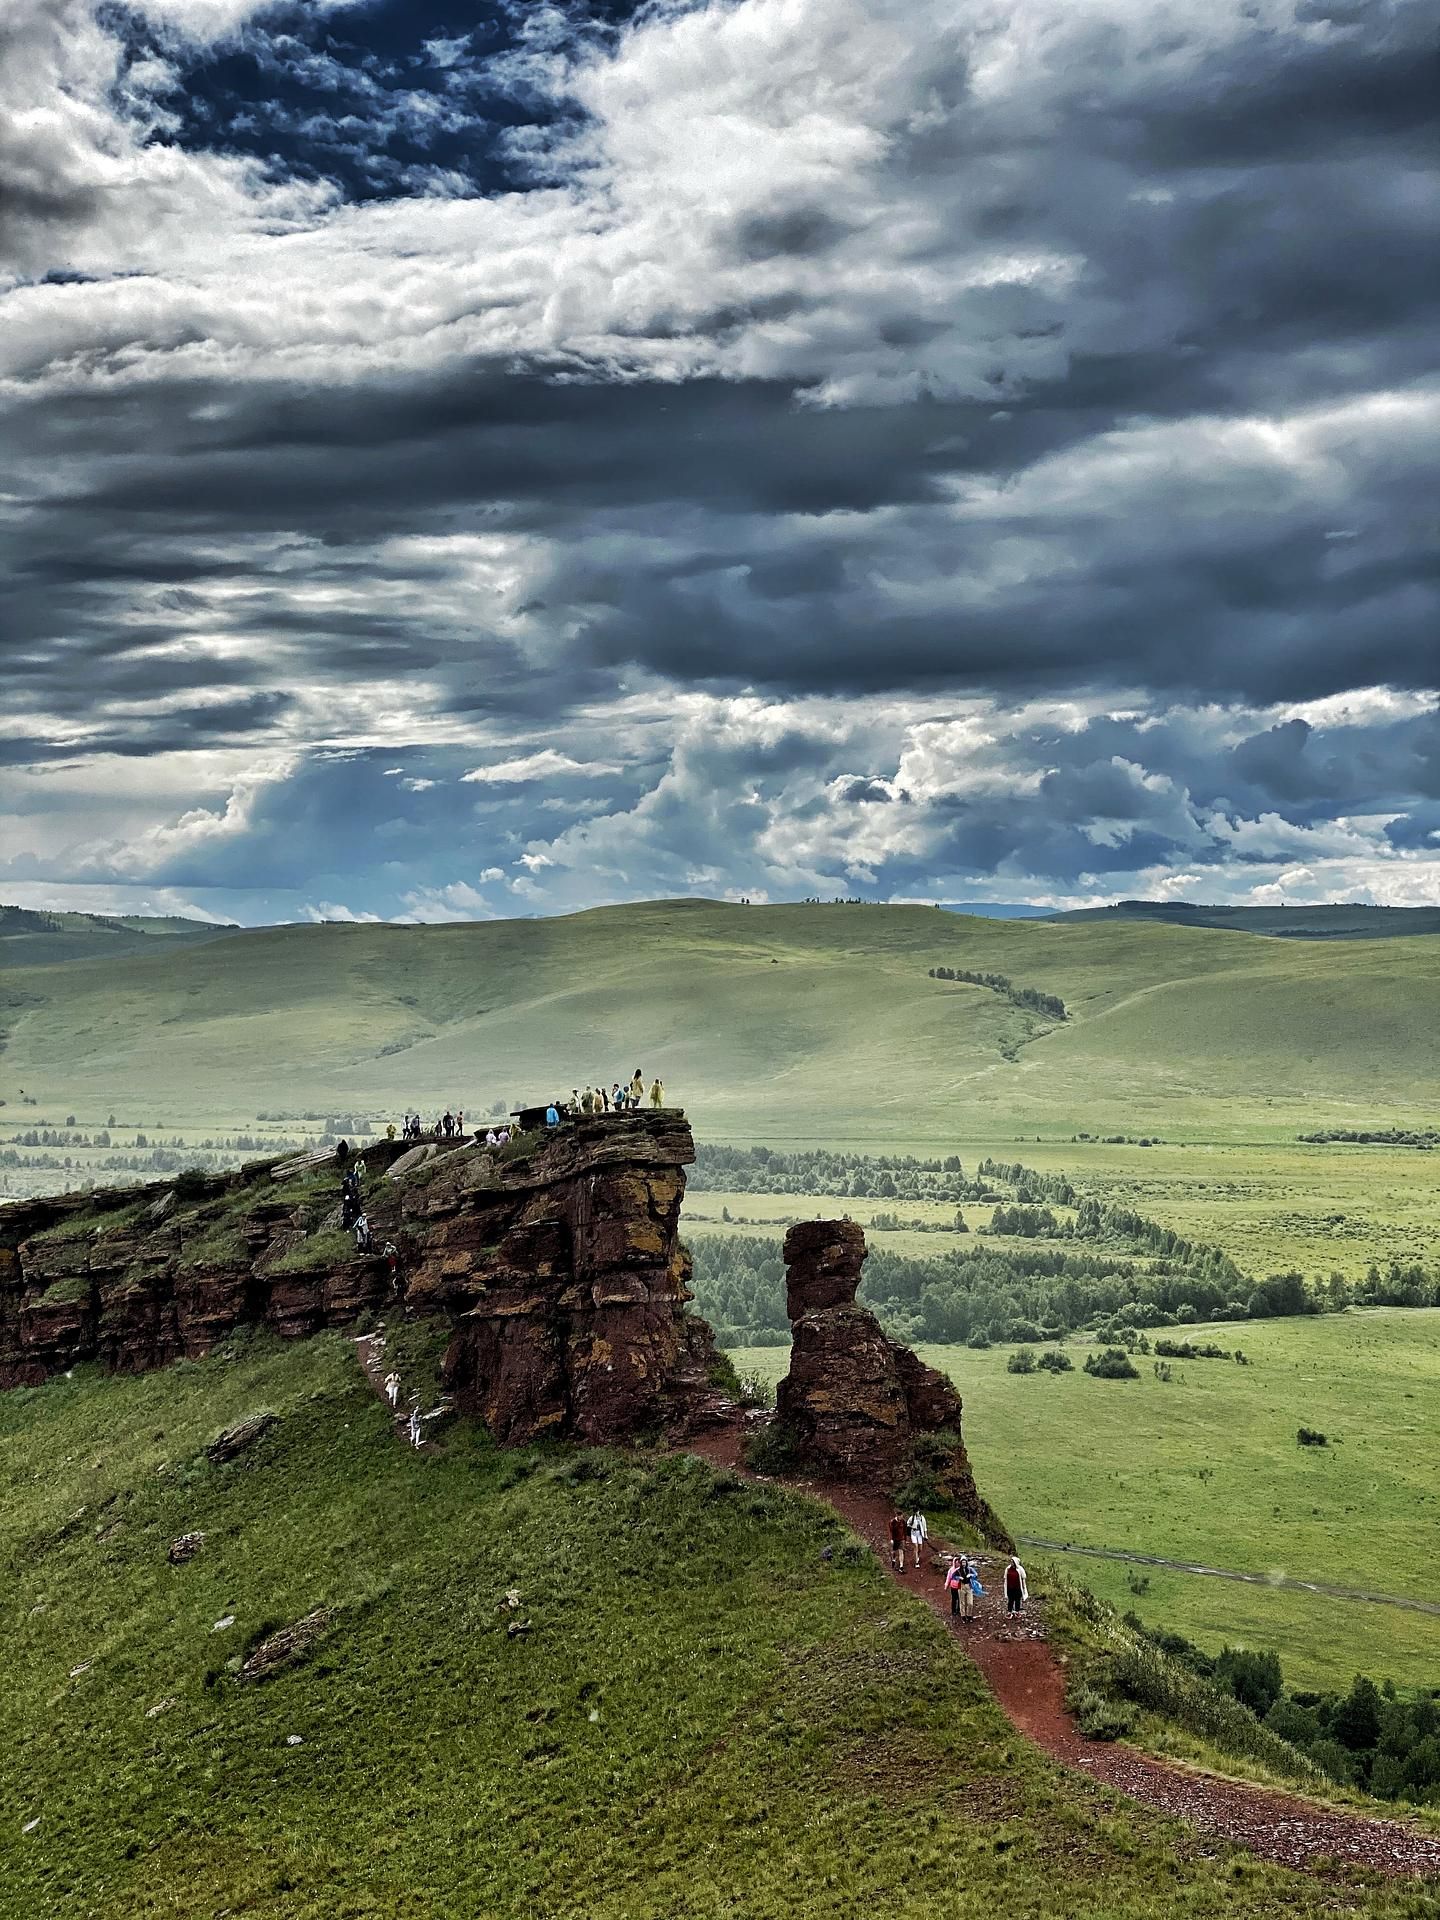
[0,1112,729,1445]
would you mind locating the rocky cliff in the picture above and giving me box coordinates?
[0,1113,729,1445]
[775,1219,1011,1546]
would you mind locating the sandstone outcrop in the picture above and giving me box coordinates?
[775,1219,1010,1545]
[0,1113,729,1448]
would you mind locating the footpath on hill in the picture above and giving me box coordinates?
[685,1422,1440,1882]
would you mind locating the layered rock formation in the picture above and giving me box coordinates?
[0,1114,729,1445]
[775,1219,1010,1545]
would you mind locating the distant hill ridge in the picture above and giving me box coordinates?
[1044,901,1440,938]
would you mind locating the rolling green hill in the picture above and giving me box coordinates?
[1,900,1437,1143]
[1047,903,1440,940]
[0,1328,1429,1920]
[0,904,236,972]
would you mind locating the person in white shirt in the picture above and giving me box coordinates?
[907,1508,928,1565]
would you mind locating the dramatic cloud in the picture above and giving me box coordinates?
[1,0,1436,921]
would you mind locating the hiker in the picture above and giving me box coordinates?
[612,1081,625,1112]
[962,1554,979,1620]
[581,1087,594,1114]
[353,1213,372,1252]
[1004,1555,1028,1615]
[455,1110,464,1137]
[907,1507,928,1566]
[336,1138,350,1165]
[944,1555,966,1618]
[384,1370,400,1408]
[386,1122,396,1142]
[597,1083,609,1112]
[383,1241,400,1294]
[629,1069,644,1108]
[545,1103,560,1129]
[649,1077,665,1108]
[353,1156,366,1186]
[408,1405,422,1449]
[888,1510,906,1571]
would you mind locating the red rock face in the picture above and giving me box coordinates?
[0,1114,729,1448]
[775,1219,1011,1546]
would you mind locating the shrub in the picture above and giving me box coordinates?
[1084,1348,1140,1380]
[965,1330,991,1350]
[741,1419,800,1476]
[1216,1647,1283,1718]
[1037,1349,1073,1373]
[735,1370,774,1409]
[1107,1645,1319,1783]
[1296,1427,1328,1447]
[1006,1348,1037,1375]
[1070,1685,1138,1741]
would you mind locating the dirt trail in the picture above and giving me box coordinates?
[686,1424,1440,1880]
[1017,1534,1440,1617]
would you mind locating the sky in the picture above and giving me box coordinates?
[2,0,1437,926]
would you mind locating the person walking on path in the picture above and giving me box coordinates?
[1004,1554,1028,1615]
[962,1554,979,1620]
[944,1555,966,1618]
[888,1510,907,1571]
[907,1507,928,1568]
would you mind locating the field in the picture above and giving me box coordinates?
[3,1328,1414,1920]
[731,1309,1440,1693]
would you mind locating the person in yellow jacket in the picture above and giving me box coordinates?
[649,1078,665,1108]
[628,1069,644,1108]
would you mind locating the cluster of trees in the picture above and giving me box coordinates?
[687,1234,1264,1349]
[1135,1625,1440,1803]
[926,966,1067,1021]
[986,1204,1060,1238]
[1299,1128,1437,1148]
[690,1145,974,1204]
[978,1160,1076,1205]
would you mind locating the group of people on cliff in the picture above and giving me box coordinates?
[888,1508,1028,1618]
[392,1110,466,1143]
[545,1072,666,1126]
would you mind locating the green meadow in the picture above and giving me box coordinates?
[3,901,1439,1144]
[731,1309,1440,1693]
[7,1328,1421,1920]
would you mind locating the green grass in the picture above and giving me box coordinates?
[10,1333,1433,1918]
[732,1311,1440,1692]
[3,900,1438,1144]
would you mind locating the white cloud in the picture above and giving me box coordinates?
[463,751,622,784]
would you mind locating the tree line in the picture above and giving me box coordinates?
[926,966,1068,1021]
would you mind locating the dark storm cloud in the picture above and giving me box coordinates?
[1,0,1437,914]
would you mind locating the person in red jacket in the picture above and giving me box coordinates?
[888,1510,907,1571]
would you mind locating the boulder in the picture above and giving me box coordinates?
[238,1607,332,1682]
[206,1413,278,1464]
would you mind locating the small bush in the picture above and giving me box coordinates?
[1070,1685,1138,1742]
[1297,1427,1328,1447]
[1084,1348,1140,1380]
[742,1419,800,1476]
[1006,1347,1037,1375]
[1037,1349,1073,1373]
[735,1370,774,1409]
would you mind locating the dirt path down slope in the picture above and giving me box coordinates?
[686,1423,1440,1881]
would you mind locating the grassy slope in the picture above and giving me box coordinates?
[1047,905,1440,939]
[6,1335,1424,1920]
[3,901,1439,1140]
[732,1310,1440,1693]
